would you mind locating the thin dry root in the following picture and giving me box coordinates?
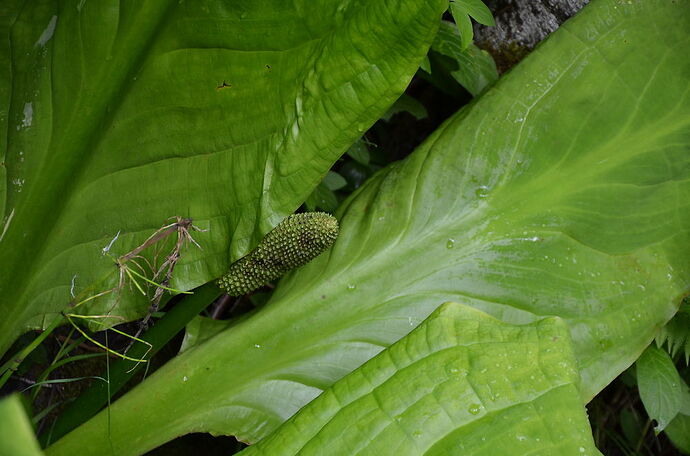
[70,217,205,355]
[121,217,204,347]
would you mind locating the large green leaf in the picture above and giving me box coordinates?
[0,0,446,355]
[240,302,600,456]
[46,0,690,454]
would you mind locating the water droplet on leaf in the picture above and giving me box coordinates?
[475,186,490,198]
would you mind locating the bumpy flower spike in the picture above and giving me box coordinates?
[217,212,339,296]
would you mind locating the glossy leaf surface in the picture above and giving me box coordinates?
[636,345,682,432]
[240,303,600,456]
[47,0,690,454]
[0,0,445,354]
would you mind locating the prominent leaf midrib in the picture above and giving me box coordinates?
[2,1,330,327]
[26,0,432,279]
[161,39,322,56]
[276,193,657,336]
[324,184,651,309]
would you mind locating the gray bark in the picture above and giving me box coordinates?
[474,0,589,72]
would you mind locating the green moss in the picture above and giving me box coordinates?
[218,212,339,296]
